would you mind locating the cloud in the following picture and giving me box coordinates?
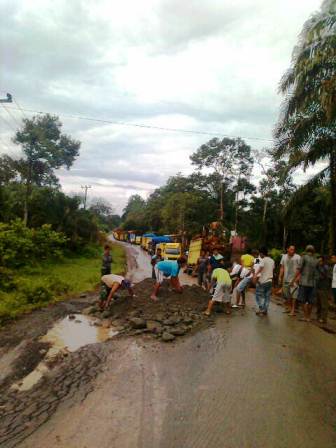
[0,0,323,213]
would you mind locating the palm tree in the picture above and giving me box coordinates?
[274,0,336,252]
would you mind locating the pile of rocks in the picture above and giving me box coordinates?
[82,305,209,342]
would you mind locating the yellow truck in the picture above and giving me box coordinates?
[187,238,203,267]
[135,236,142,245]
[186,236,229,275]
[159,242,182,260]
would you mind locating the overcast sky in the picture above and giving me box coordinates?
[0,0,323,213]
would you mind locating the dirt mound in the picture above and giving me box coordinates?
[87,278,216,342]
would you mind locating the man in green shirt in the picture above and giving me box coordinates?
[204,259,232,316]
[295,245,318,322]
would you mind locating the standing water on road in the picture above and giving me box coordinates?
[41,314,118,357]
[12,315,118,392]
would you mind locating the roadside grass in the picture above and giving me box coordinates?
[0,243,126,324]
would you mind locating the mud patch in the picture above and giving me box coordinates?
[11,315,119,392]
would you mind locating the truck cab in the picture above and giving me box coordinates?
[162,243,182,260]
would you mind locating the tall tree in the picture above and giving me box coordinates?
[12,114,80,225]
[274,0,336,252]
[122,194,147,231]
[190,137,253,222]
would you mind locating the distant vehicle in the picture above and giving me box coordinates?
[135,236,142,245]
[141,233,156,250]
[162,242,182,260]
[186,233,230,275]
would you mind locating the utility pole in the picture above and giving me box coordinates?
[0,93,12,103]
[81,185,91,210]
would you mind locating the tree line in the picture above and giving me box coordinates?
[0,114,120,252]
[122,0,336,254]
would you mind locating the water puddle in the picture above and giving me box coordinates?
[13,314,118,392]
[41,314,118,357]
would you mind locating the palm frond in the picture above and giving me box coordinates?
[283,166,330,218]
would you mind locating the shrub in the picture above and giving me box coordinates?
[47,276,70,295]
[270,248,284,265]
[19,282,54,305]
[0,220,67,269]
[0,267,16,291]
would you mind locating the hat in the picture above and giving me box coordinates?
[305,245,315,254]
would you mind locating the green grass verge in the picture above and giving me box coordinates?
[0,243,126,324]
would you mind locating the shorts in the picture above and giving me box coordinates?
[155,266,166,284]
[298,285,316,305]
[236,276,251,293]
[99,283,111,301]
[283,282,299,300]
[212,283,231,303]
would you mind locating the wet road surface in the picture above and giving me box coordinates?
[18,244,336,448]
[120,239,197,286]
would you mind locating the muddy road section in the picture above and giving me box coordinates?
[1,242,336,448]
[17,295,336,448]
[0,242,209,447]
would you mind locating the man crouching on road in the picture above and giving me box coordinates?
[204,259,232,316]
[100,274,135,310]
[150,257,187,301]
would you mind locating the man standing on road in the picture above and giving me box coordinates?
[209,248,224,271]
[196,250,209,290]
[233,249,257,307]
[151,247,163,280]
[295,245,318,323]
[255,247,275,316]
[279,245,301,316]
[316,255,330,324]
[332,255,336,305]
[150,257,187,301]
[101,244,112,276]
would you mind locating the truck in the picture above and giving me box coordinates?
[161,242,182,260]
[186,222,232,275]
[141,233,156,250]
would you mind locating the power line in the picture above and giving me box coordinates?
[1,103,21,128]
[0,112,16,133]
[6,105,274,143]
[0,135,10,152]
[13,97,28,120]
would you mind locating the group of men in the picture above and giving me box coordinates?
[200,244,336,323]
[278,246,336,323]
[98,242,336,324]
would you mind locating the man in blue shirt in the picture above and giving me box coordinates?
[151,257,187,301]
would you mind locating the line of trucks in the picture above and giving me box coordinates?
[112,223,247,275]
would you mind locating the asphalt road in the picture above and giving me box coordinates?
[19,244,336,448]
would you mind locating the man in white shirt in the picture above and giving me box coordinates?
[255,247,275,316]
[332,255,336,304]
[279,246,301,316]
